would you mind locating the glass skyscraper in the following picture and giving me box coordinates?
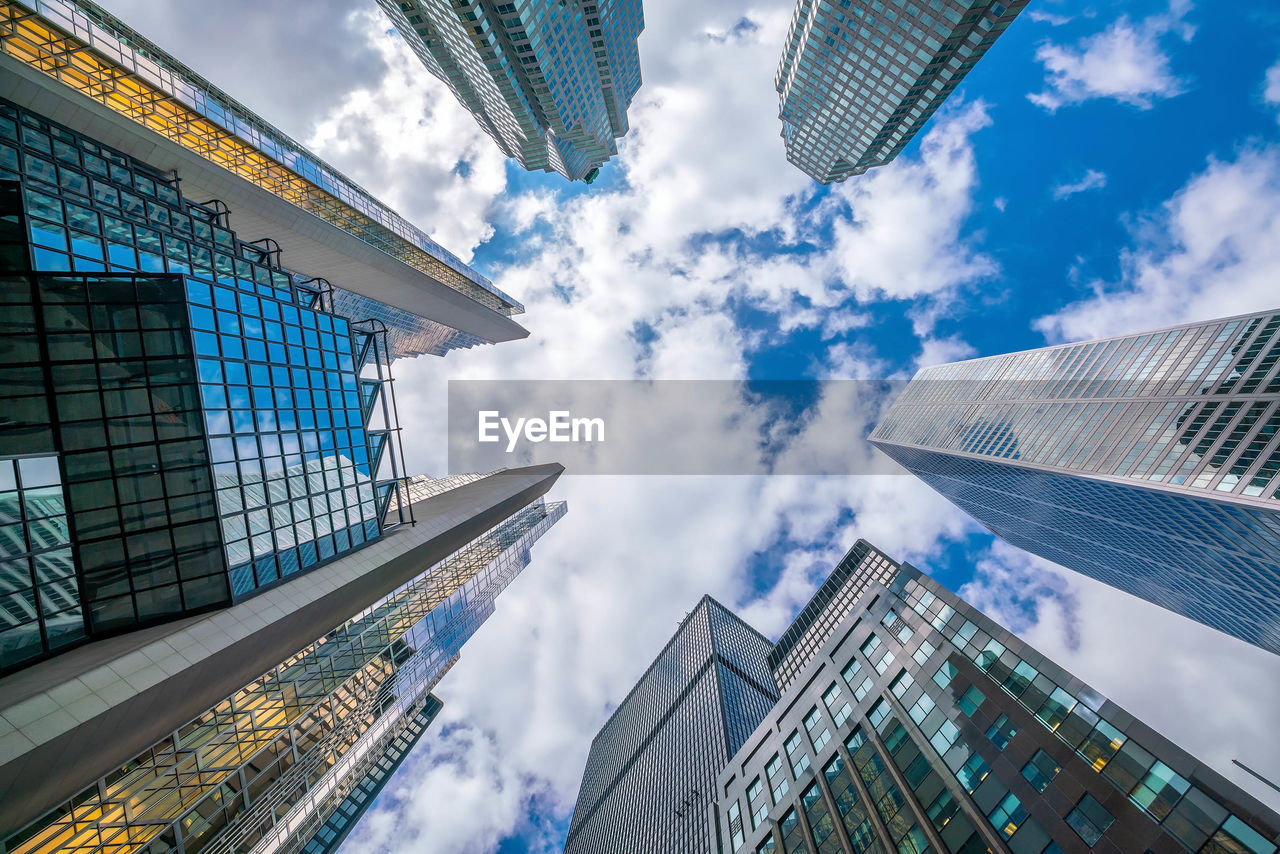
[869,309,1280,656]
[776,0,1027,183]
[710,543,1280,854]
[563,596,780,854]
[378,0,644,182]
[0,2,568,853]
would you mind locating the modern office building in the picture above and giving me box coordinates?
[768,540,900,693]
[0,2,567,854]
[776,0,1027,183]
[563,596,779,854]
[378,0,644,182]
[869,309,1280,657]
[711,542,1280,854]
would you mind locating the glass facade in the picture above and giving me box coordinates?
[0,457,78,665]
[0,96,441,669]
[564,597,779,854]
[298,695,444,854]
[0,0,521,314]
[870,309,1280,655]
[2,498,565,854]
[776,0,1028,183]
[378,0,644,182]
[187,273,377,597]
[713,545,1280,854]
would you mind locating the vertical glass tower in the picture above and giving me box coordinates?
[775,0,1027,183]
[0,2,568,854]
[377,0,644,182]
[711,542,1280,854]
[563,597,780,854]
[869,309,1280,656]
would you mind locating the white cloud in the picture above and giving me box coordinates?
[826,102,999,307]
[1027,10,1072,26]
[915,335,976,370]
[1051,168,1107,200]
[1029,1,1194,111]
[306,11,509,260]
[1266,59,1280,118]
[1037,145,1280,341]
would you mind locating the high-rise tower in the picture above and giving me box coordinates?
[711,542,1280,854]
[378,0,644,182]
[0,2,566,852]
[775,0,1027,183]
[767,540,900,693]
[563,596,779,854]
[869,309,1280,656]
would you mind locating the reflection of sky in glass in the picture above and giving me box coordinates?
[186,277,378,597]
[0,456,80,670]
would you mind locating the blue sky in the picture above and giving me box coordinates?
[97,0,1280,851]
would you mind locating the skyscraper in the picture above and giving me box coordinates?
[869,309,1280,656]
[378,0,644,183]
[298,694,445,854]
[768,540,900,693]
[563,596,779,854]
[711,542,1280,854]
[0,1,567,852]
[775,0,1027,183]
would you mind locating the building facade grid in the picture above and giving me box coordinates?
[869,308,1280,656]
[776,0,1027,183]
[768,540,900,692]
[713,556,1280,854]
[564,597,779,854]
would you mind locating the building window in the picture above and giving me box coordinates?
[785,729,811,778]
[985,713,1017,750]
[1066,793,1115,846]
[854,675,874,702]
[957,753,990,794]
[1128,760,1188,820]
[926,789,960,832]
[779,808,805,854]
[957,684,984,717]
[987,792,1027,839]
[823,682,853,727]
[912,638,936,666]
[868,699,890,730]
[1021,749,1061,793]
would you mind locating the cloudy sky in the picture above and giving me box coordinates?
[99,0,1280,850]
